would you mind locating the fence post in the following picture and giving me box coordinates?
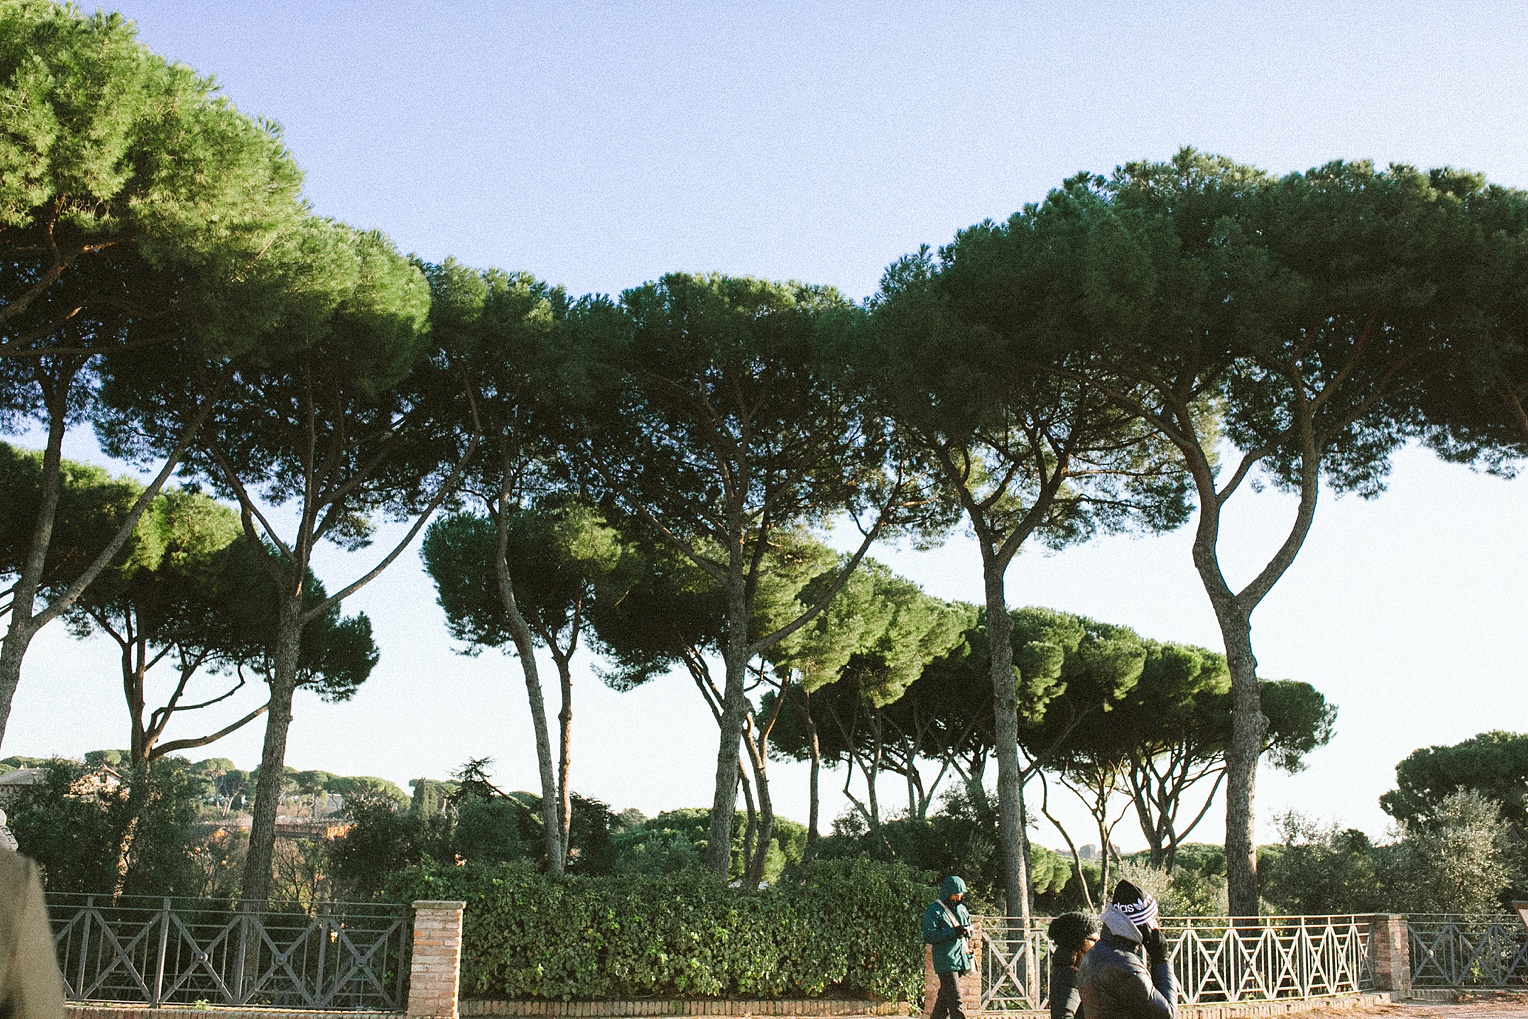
[408,900,466,1019]
[1370,914,1411,996]
[78,897,93,997]
[153,897,171,1006]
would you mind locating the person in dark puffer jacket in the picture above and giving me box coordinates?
[1048,911,1098,1019]
[1076,881,1177,1019]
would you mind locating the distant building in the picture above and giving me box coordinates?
[0,762,122,803]
[1077,844,1097,861]
[0,768,44,801]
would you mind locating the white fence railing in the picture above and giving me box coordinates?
[975,916,1051,1012]
[1408,914,1528,987]
[48,894,410,1010]
[976,914,1375,1012]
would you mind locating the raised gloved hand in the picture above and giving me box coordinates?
[1141,927,1167,968]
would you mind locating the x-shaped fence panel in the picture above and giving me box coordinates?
[1408,915,1528,987]
[49,894,409,1010]
[976,914,1374,1012]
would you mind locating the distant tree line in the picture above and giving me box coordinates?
[6,2,1528,916]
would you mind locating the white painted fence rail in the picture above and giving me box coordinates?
[976,914,1378,1012]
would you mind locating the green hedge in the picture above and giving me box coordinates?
[387,856,934,1003]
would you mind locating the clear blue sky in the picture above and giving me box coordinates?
[10,1,1528,851]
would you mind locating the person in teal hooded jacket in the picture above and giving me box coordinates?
[922,875,973,1019]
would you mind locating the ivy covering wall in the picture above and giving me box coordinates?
[388,857,935,1003]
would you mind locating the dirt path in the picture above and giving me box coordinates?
[1297,993,1528,1017]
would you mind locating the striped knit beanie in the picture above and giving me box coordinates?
[1100,880,1159,941]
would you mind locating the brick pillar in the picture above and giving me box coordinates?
[409,900,466,1019]
[1369,914,1411,996]
[922,920,982,1017]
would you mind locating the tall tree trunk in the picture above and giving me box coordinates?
[742,725,774,886]
[126,636,149,767]
[1177,394,1319,917]
[705,572,750,876]
[983,562,1030,923]
[738,761,756,878]
[1039,776,1093,912]
[0,363,217,751]
[1098,809,1112,898]
[1017,774,1036,918]
[1216,610,1265,917]
[112,812,140,902]
[865,715,883,831]
[111,761,156,902]
[1128,759,1168,870]
[493,535,565,875]
[0,395,66,750]
[240,595,303,904]
[554,654,574,868]
[798,690,822,857]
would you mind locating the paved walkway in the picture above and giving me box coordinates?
[1298,994,1528,1017]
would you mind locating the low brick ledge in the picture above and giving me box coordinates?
[463,994,1390,1019]
[461,1001,903,1018]
[67,1009,405,1019]
[65,992,1392,1019]
[1406,988,1528,1003]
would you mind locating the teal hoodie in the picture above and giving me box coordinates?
[921,875,973,973]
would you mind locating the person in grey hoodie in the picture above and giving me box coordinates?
[1076,881,1176,1019]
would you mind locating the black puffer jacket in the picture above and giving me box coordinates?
[1075,932,1177,1019]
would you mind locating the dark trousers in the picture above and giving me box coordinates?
[930,970,967,1019]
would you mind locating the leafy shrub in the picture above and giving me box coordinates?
[327,798,454,898]
[818,803,1068,912]
[386,854,933,1002]
[1389,789,1513,913]
[612,808,806,884]
[6,757,207,895]
[455,798,528,865]
[1259,813,1385,915]
[1108,858,1228,918]
[329,788,619,897]
[612,825,704,876]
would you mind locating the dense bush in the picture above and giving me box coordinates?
[5,758,211,895]
[1260,793,1518,915]
[387,855,934,1002]
[613,809,807,884]
[328,789,621,897]
[1388,790,1515,913]
[1104,856,1228,918]
[815,801,1068,913]
[1259,815,1385,915]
